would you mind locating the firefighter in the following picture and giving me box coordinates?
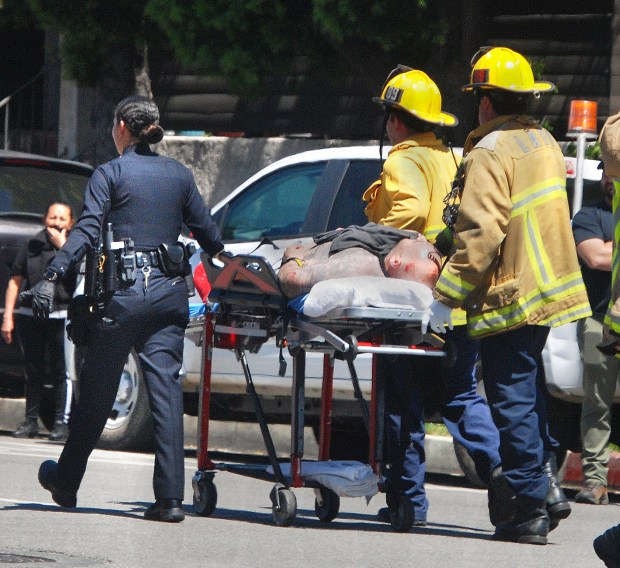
[423,47,591,544]
[593,107,620,567]
[363,68,505,529]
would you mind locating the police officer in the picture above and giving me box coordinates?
[29,95,224,522]
[423,47,591,544]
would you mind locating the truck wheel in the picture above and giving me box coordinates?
[453,439,486,488]
[93,349,155,452]
[67,344,155,452]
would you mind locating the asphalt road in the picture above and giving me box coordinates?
[0,433,618,568]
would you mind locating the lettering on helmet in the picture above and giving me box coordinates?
[384,86,403,103]
[472,68,489,84]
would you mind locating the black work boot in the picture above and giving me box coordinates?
[488,466,516,526]
[48,420,69,442]
[543,453,571,530]
[494,496,549,545]
[12,419,39,438]
[144,499,185,523]
[38,460,77,508]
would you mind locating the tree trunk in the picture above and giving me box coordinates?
[134,42,153,99]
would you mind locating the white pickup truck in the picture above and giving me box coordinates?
[83,146,607,467]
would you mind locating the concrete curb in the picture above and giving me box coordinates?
[1,398,464,477]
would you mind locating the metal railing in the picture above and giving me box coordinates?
[0,66,48,152]
[1,94,10,150]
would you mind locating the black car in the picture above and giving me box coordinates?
[0,150,92,424]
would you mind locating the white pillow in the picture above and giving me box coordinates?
[303,276,433,317]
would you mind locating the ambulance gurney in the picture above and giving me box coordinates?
[191,250,448,529]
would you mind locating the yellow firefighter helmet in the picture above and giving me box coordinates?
[373,69,458,127]
[463,46,555,94]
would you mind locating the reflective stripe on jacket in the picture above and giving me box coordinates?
[434,115,591,338]
[604,182,620,335]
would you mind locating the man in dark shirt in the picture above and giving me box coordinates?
[572,164,619,506]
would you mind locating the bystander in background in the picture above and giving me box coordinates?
[573,164,617,506]
[2,202,76,442]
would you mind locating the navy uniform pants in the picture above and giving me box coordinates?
[57,269,188,500]
[480,325,552,502]
[383,325,501,517]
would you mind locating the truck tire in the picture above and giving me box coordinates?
[453,439,486,488]
[70,346,155,452]
[97,349,155,452]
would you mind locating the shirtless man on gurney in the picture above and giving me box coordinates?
[278,223,441,299]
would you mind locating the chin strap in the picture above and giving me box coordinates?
[378,111,390,168]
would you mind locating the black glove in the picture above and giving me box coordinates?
[20,279,56,319]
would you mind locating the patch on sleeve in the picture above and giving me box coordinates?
[474,130,501,151]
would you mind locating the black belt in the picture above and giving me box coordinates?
[135,250,159,268]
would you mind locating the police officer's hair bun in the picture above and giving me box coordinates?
[115,95,164,144]
[139,124,164,144]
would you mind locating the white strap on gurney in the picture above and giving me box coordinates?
[266,460,379,498]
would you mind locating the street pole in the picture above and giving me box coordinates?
[566,100,598,215]
[572,132,587,214]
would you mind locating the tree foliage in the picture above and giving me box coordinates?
[146,0,451,94]
[23,0,150,87]
[12,0,452,94]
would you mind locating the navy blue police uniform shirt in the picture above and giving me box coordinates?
[50,144,223,276]
[572,199,613,316]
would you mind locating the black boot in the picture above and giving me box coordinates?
[48,420,69,442]
[544,453,571,530]
[144,499,185,522]
[12,419,39,438]
[38,460,77,508]
[494,496,549,545]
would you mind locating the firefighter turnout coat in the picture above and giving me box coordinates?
[363,131,457,242]
[433,114,591,338]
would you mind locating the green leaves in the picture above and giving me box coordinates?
[18,0,451,94]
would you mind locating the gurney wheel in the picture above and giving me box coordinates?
[270,486,297,527]
[314,487,340,522]
[193,479,217,517]
[390,496,414,533]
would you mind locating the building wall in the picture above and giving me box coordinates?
[7,3,619,165]
[610,0,620,114]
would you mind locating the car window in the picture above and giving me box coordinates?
[220,163,325,241]
[0,164,86,214]
[327,160,382,230]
